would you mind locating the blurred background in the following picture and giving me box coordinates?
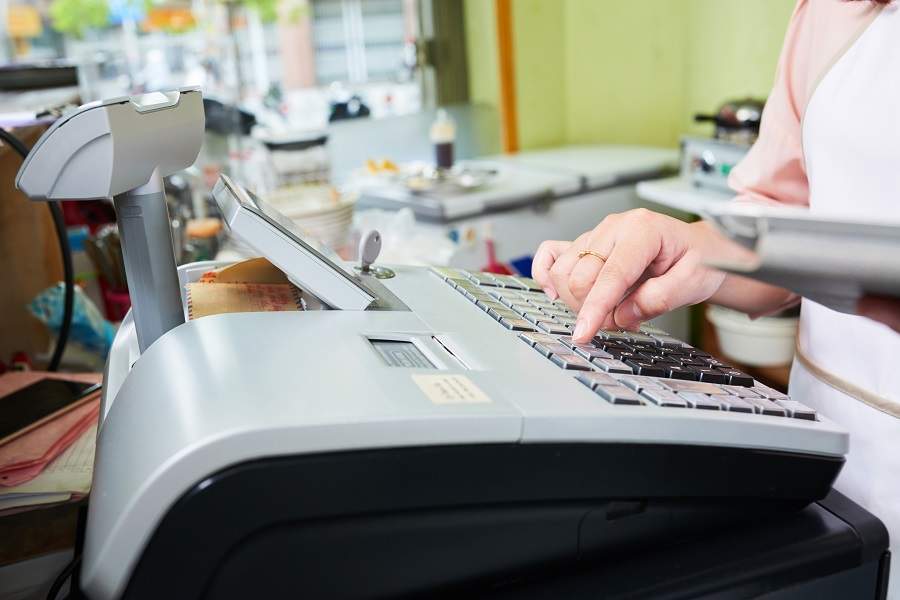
[0,0,798,383]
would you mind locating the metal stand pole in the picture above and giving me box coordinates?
[113,169,185,353]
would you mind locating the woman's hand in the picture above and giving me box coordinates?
[532,209,730,344]
[858,295,900,333]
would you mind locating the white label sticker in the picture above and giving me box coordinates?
[412,374,491,405]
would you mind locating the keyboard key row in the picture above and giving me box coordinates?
[435,268,815,421]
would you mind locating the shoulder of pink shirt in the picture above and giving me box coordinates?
[727,0,884,208]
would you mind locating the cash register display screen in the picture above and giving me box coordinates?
[370,340,435,368]
[221,177,373,296]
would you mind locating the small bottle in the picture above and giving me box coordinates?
[430,109,456,170]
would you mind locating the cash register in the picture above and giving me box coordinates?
[15,91,888,599]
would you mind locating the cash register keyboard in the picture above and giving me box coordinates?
[432,267,817,421]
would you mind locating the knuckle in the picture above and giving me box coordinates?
[638,280,672,316]
[569,273,595,299]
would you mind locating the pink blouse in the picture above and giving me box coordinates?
[727,0,883,206]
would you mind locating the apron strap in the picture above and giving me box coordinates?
[795,340,900,419]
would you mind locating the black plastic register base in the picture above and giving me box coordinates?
[478,489,890,599]
[111,443,892,600]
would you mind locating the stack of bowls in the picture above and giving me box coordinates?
[264,184,356,251]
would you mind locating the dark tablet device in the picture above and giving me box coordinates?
[0,379,101,445]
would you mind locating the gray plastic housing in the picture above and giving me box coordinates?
[16,88,205,352]
[16,88,203,201]
[213,175,376,310]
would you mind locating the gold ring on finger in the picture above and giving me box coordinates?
[578,250,608,262]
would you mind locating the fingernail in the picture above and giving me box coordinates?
[630,302,645,323]
[573,319,589,342]
[543,286,558,300]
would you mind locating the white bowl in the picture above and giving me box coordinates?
[707,305,798,367]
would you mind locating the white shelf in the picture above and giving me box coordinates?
[636,176,733,215]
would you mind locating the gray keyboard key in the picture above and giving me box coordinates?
[477,300,506,312]
[592,358,634,374]
[489,308,519,321]
[538,321,571,335]
[627,332,657,344]
[556,317,578,328]
[650,334,688,348]
[499,296,523,308]
[431,267,468,280]
[523,312,548,325]
[518,332,560,346]
[640,389,689,408]
[500,318,538,332]
[745,397,787,417]
[513,276,543,292]
[615,375,667,392]
[719,385,763,398]
[533,342,572,357]
[576,372,620,389]
[677,392,723,410]
[775,400,817,421]
[550,353,594,371]
[598,330,633,343]
[498,278,527,290]
[752,383,789,401]
[717,396,754,414]
[660,380,725,395]
[594,385,644,405]
[639,324,669,335]
[467,272,500,286]
[574,346,614,361]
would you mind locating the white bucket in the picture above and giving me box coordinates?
[706,305,798,367]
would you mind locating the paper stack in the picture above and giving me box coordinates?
[186,257,305,320]
[0,373,100,514]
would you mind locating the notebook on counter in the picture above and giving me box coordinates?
[702,202,900,314]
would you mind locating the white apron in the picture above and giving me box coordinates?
[797,3,900,596]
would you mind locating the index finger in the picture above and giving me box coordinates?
[573,235,659,343]
[532,240,570,297]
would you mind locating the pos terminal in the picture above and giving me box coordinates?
[14,91,890,599]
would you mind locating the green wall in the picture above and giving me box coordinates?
[464,0,796,150]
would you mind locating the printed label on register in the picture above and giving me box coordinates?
[412,374,491,405]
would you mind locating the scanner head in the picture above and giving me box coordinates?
[15,88,204,201]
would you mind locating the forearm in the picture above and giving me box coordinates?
[689,221,796,315]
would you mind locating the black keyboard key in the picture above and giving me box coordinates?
[677,357,708,368]
[624,360,667,377]
[550,353,594,371]
[692,369,730,385]
[665,365,699,380]
[594,385,644,406]
[717,369,754,387]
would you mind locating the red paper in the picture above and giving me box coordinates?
[0,372,101,487]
